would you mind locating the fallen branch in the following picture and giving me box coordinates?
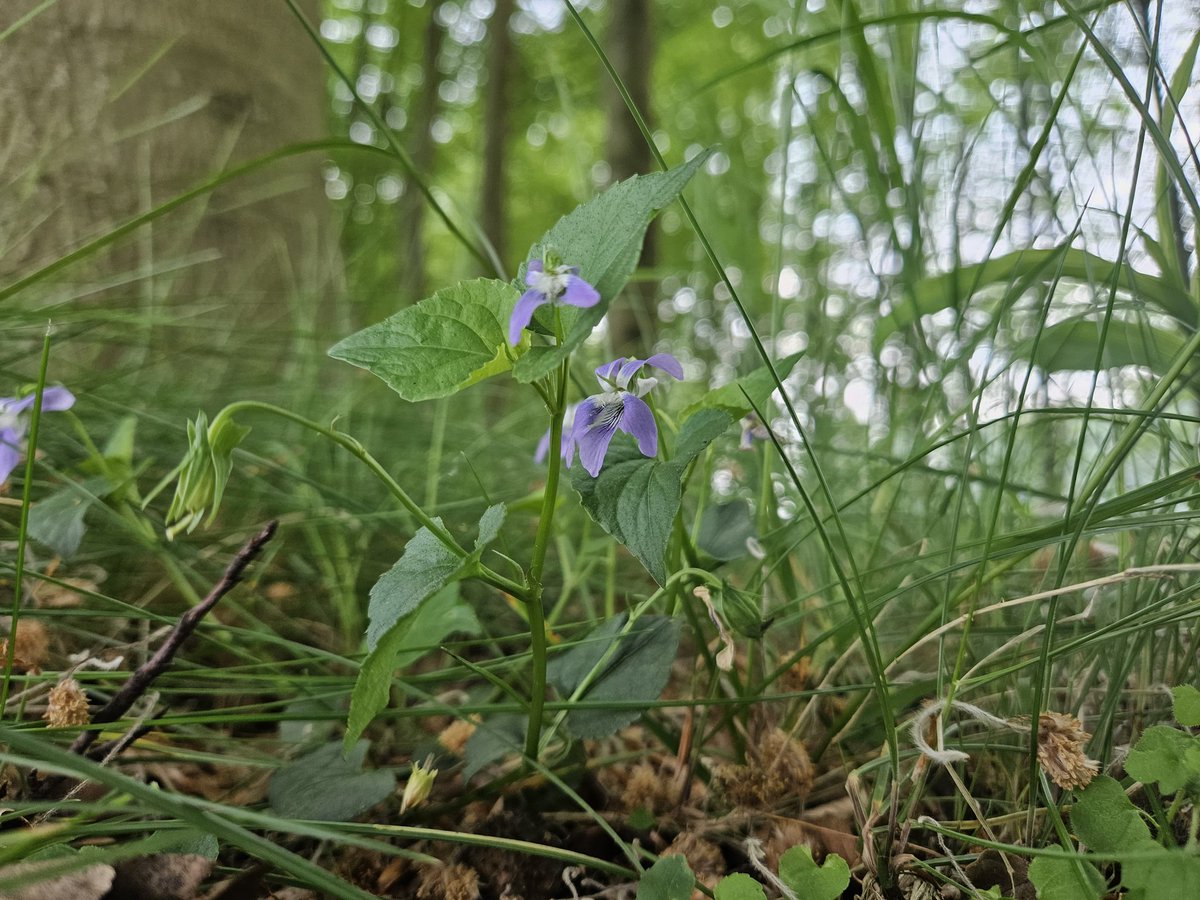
[70,520,278,754]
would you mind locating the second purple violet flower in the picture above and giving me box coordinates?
[569,354,683,477]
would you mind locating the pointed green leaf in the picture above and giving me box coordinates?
[474,503,506,552]
[1070,776,1150,853]
[637,855,695,900]
[875,248,1196,348]
[683,353,804,420]
[347,503,501,748]
[463,713,526,779]
[346,585,481,748]
[697,500,756,561]
[27,478,106,558]
[571,410,732,582]
[329,279,519,401]
[365,520,462,650]
[268,741,394,822]
[778,846,850,900]
[673,408,735,467]
[1016,317,1185,375]
[1027,856,1106,900]
[572,447,680,583]
[547,613,680,739]
[1125,725,1200,795]
[512,153,710,383]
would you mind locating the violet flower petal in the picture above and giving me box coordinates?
[619,394,658,457]
[39,386,76,412]
[561,275,600,308]
[0,432,20,484]
[534,429,551,464]
[5,387,76,416]
[574,398,621,477]
[594,358,627,385]
[615,357,646,388]
[643,353,684,380]
[508,290,547,345]
[524,258,544,285]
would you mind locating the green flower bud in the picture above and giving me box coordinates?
[164,411,250,539]
[718,584,774,640]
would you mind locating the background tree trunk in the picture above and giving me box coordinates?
[397,0,447,303]
[480,0,516,272]
[0,0,334,387]
[604,0,657,353]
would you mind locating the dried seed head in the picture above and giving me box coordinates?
[1037,711,1099,791]
[620,762,681,815]
[897,871,940,900]
[712,728,814,808]
[663,831,725,886]
[44,678,90,728]
[415,863,480,900]
[0,619,50,672]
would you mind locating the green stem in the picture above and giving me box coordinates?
[523,363,569,761]
[1,326,53,715]
[204,401,527,600]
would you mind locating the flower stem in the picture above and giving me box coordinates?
[524,363,569,761]
[206,401,527,600]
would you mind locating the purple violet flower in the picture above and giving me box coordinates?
[0,386,76,484]
[569,354,683,477]
[739,413,770,450]
[508,255,601,346]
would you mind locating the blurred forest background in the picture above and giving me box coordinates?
[3,0,1199,693]
[6,0,1198,507]
[4,0,1200,895]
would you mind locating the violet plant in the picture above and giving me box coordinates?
[0,386,75,485]
[163,153,796,769]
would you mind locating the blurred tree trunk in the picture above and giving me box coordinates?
[480,0,516,271]
[0,0,333,386]
[604,0,656,353]
[398,0,447,302]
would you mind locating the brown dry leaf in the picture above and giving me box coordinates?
[761,817,861,871]
[375,857,410,894]
[33,568,105,608]
[437,718,477,756]
[959,849,1034,900]
[0,861,115,900]
[264,582,297,602]
[763,816,859,873]
[141,760,269,806]
[108,853,213,900]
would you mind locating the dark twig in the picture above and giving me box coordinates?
[70,521,278,754]
[86,723,153,761]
